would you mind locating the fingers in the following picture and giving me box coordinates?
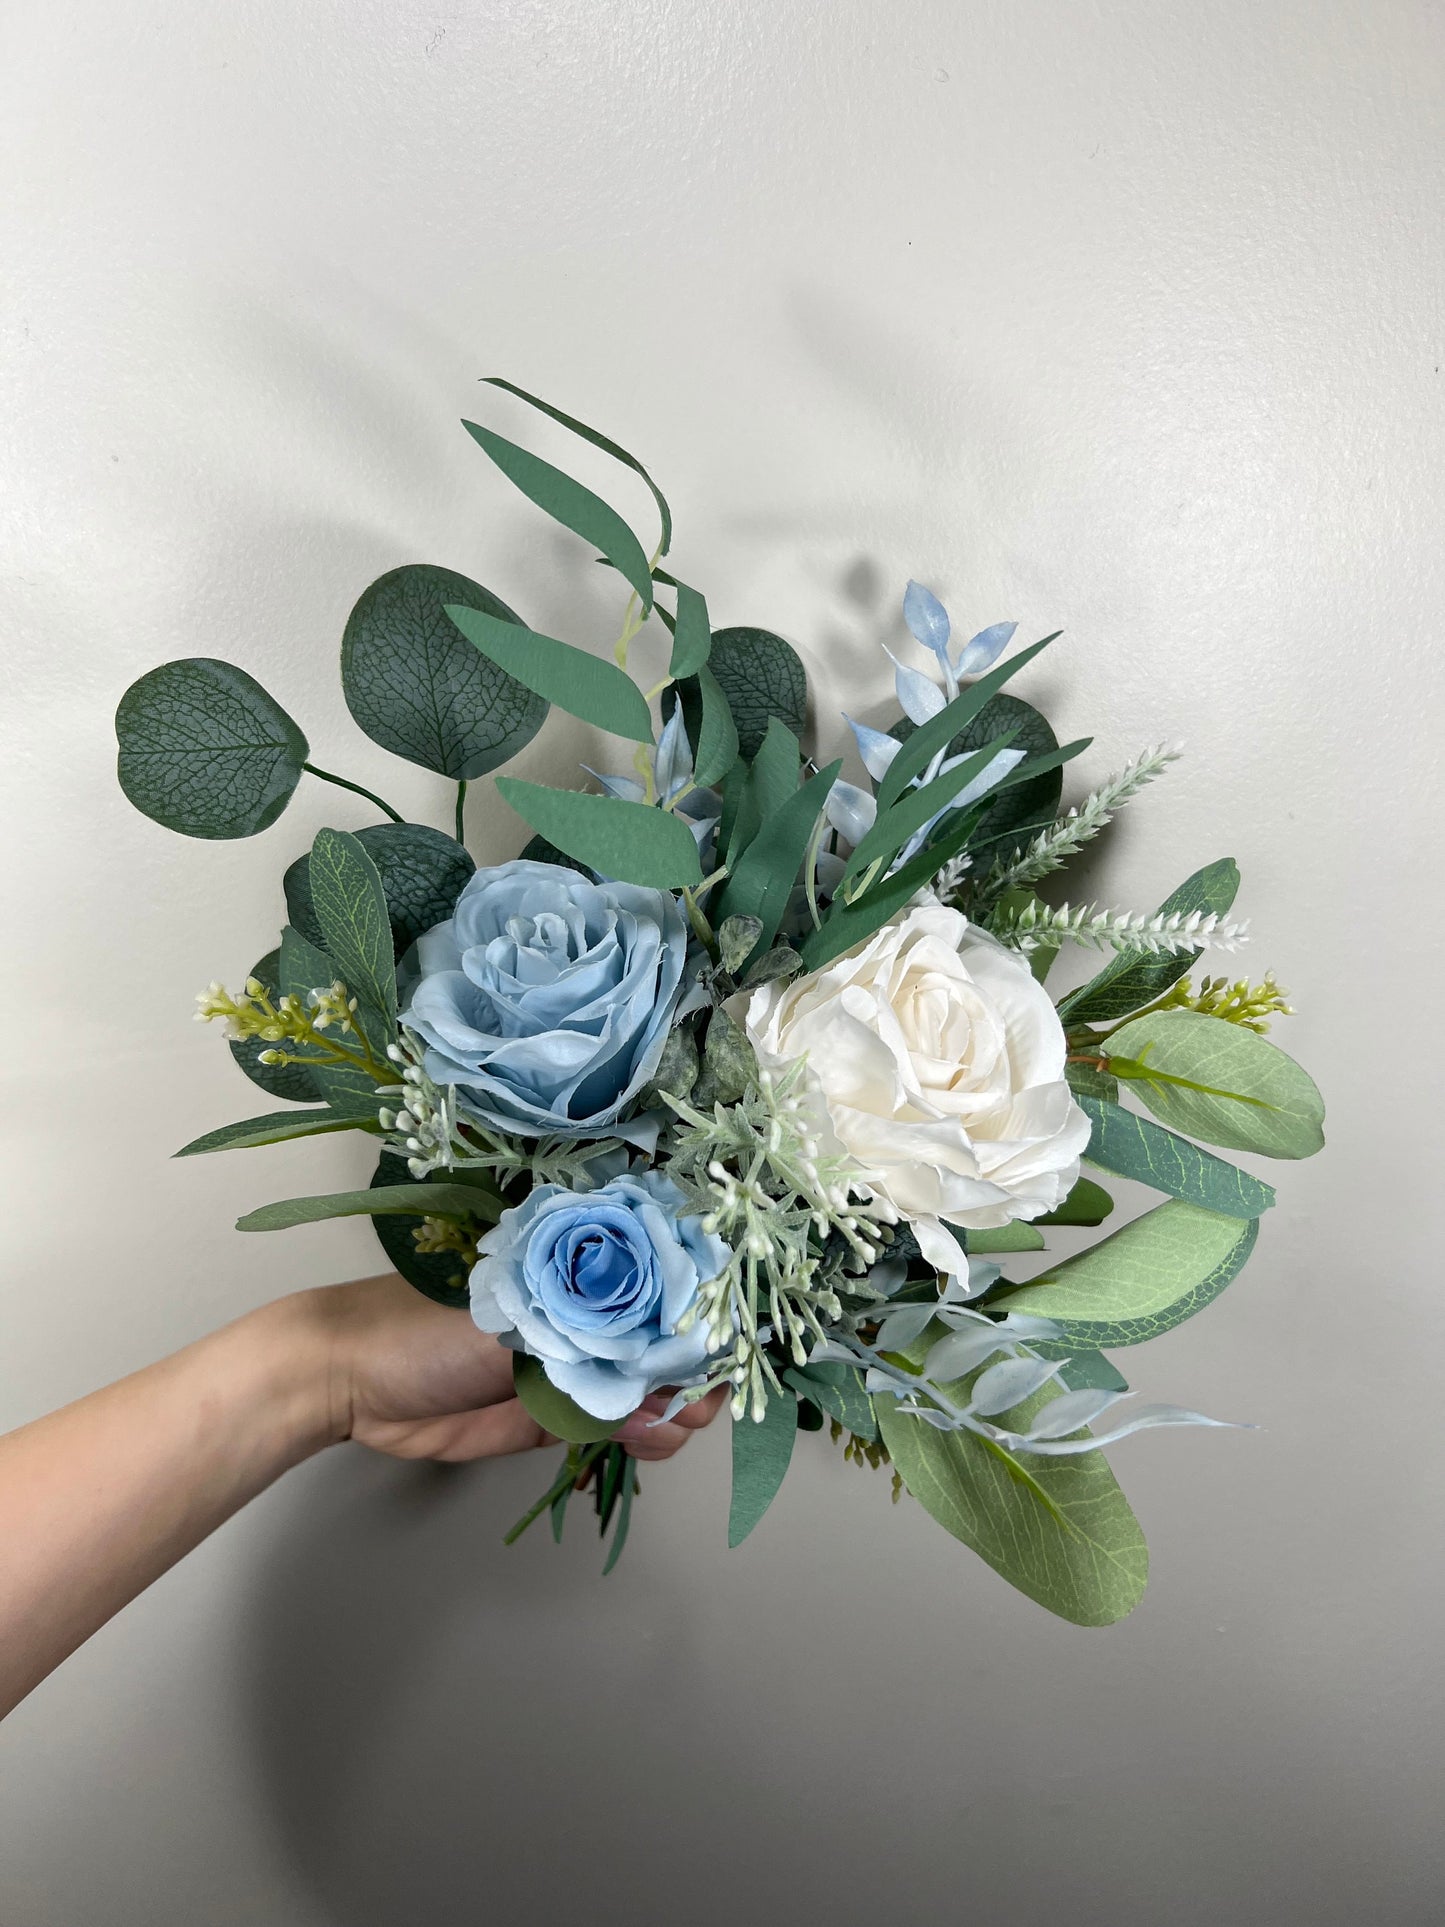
[614,1385,727,1462]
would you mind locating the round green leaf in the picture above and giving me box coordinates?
[369,1151,472,1310]
[116,657,308,839]
[513,1353,620,1444]
[340,564,547,779]
[680,627,808,763]
[229,948,320,1103]
[1107,1010,1326,1160]
[286,823,475,959]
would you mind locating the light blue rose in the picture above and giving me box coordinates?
[471,1171,730,1420]
[400,859,689,1137]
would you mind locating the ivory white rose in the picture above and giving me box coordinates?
[729,903,1090,1281]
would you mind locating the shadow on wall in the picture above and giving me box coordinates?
[235,1444,736,1927]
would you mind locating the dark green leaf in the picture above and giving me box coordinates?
[369,1152,473,1307]
[237,1180,500,1233]
[686,627,808,762]
[638,1023,699,1106]
[692,1008,756,1108]
[692,662,740,789]
[1057,1350,1130,1394]
[1102,1013,1325,1160]
[308,828,397,1029]
[784,1362,877,1440]
[494,779,703,889]
[115,658,308,839]
[340,564,546,780]
[669,581,712,678]
[1079,1094,1276,1216]
[1057,859,1240,1025]
[876,633,1060,816]
[229,947,319,1103]
[875,1374,1148,1625]
[513,1354,620,1444]
[601,1459,639,1574]
[716,758,840,958]
[275,926,384,1120]
[463,419,654,609]
[717,915,765,975]
[729,1396,798,1547]
[481,376,672,555]
[727,717,800,864]
[1036,1176,1115,1226]
[1066,1059,1120,1103]
[998,1200,1258,1347]
[286,823,475,959]
[844,731,1018,883]
[175,1109,373,1157]
[518,832,581,870]
[446,604,653,743]
[965,1222,1046,1253]
[798,803,987,972]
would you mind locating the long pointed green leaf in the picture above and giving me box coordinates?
[669,581,712,678]
[481,376,672,555]
[727,716,800,864]
[495,778,703,888]
[602,1460,638,1574]
[1079,1094,1276,1216]
[877,632,1060,815]
[463,419,654,609]
[844,731,1017,882]
[729,1396,798,1547]
[446,605,653,743]
[692,663,740,788]
[175,1109,375,1157]
[237,1181,501,1233]
[798,803,987,972]
[716,759,841,957]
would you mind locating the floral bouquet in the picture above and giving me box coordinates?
[115,382,1324,1623]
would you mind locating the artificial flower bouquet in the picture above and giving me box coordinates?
[115,381,1324,1622]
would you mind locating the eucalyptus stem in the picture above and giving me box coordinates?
[303,762,405,825]
[455,780,467,844]
[504,1441,609,1545]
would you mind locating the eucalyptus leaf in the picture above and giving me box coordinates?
[965,1222,1046,1253]
[692,663,740,789]
[494,779,703,889]
[308,829,397,1030]
[1079,1093,1276,1215]
[669,581,712,678]
[997,1200,1258,1347]
[513,1354,621,1445]
[729,1396,798,1547]
[369,1151,472,1308]
[481,376,672,554]
[286,823,475,959]
[1066,1059,1120,1104]
[236,1180,500,1234]
[1103,1012,1325,1160]
[875,1374,1148,1625]
[684,627,808,763]
[115,658,308,839]
[1057,859,1240,1025]
[278,925,385,1120]
[229,947,319,1103]
[446,604,652,743]
[784,1362,877,1441]
[175,1109,373,1157]
[340,565,547,779]
[463,419,654,609]
[1036,1177,1115,1226]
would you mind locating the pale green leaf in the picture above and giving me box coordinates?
[175,1109,374,1157]
[729,1396,798,1547]
[308,828,397,1029]
[236,1181,500,1233]
[1105,1011,1325,1160]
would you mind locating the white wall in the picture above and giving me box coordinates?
[2,4,1442,1923]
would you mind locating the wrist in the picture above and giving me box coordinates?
[230,1289,352,1462]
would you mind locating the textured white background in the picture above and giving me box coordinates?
[2,4,1442,1923]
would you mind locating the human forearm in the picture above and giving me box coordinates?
[0,1293,333,1718]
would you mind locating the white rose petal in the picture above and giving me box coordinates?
[728,904,1090,1275]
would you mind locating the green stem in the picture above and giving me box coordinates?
[455,780,467,844]
[504,1441,609,1545]
[303,763,405,824]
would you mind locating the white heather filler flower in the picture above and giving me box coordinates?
[729,903,1091,1281]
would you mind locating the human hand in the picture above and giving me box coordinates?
[307,1273,725,1465]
